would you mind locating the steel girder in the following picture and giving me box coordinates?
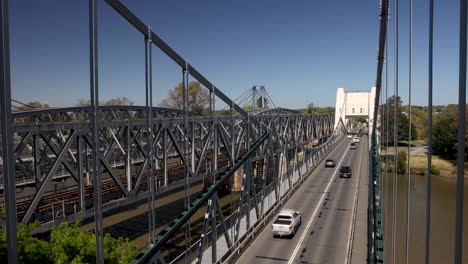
[2,107,334,227]
[0,0,340,263]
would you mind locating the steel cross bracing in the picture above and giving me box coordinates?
[1,104,341,263]
[0,0,345,263]
[1,106,334,226]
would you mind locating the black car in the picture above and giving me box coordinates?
[325,159,336,167]
[339,165,352,178]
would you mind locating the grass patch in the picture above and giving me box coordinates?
[381,153,461,177]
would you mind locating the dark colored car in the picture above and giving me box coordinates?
[339,165,352,178]
[350,142,357,149]
[325,159,336,167]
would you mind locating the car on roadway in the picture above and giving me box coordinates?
[347,134,353,139]
[353,136,360,143]
[339,165,352,178]
[272,209,302,237]
[325,159,336,168]
[350,142,357,149]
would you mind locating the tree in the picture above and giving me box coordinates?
[0,222,52,264]
[14,101,49,111]
[380,96,417,145]
[0,221,137,264]
[160,81,210,114]
[256,96,269,108]
[76,97,134,107]
[397,151,407,174]
[398,113,418,141]
[103,97,134,106]
[307,102,315,114]
[433,106,458,160]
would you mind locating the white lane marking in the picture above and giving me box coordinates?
[288,142,351,264]
[344,139,364,264]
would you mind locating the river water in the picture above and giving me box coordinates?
[383,173,468,263]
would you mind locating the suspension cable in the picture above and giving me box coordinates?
[392,0,399,261]
[405,0,413,262]
[454,0,467,261]
[384,13,390,256]
[424,0,434,262]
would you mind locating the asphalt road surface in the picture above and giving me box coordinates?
[236,136,368,264]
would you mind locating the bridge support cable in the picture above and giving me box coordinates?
[0,0,18,263]
[424,0,434,262]
[369,0,390,263]
[455,0,467,262]
[182,62,192,263]
[88,0,105,263]
[145,26,157,245]
[384,16,390,264]
[391,0,399,262]
[104,0,249,119]
[405,0,413,262]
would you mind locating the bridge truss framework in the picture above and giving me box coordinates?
[0,1,349,263]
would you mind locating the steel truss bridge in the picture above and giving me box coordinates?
[0,0,389,263]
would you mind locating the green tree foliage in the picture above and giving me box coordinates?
[380,96,417,145]
[103,97,134,106]
[397,151,407,174]
[0,222,52,264]
[401,106,427,139]
[0,221,137,264]
[76,97,134,107]
[428,104,468,161]
[398,113,418,141]
[300,104,334,114]
[433,106,458,160]
[307,102,315,113]
[13,101,50,111]
[160,81,210,114]
[256,96,269,108]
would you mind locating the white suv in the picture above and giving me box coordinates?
[271,209,302,237]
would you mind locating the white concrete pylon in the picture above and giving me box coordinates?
[334,87,376,136]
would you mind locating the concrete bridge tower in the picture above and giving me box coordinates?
[334,87,376,136]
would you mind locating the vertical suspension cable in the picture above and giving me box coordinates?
[183,63,191,263]
[381,51,385,217]
[230,102,235,247]
[424,0,434,262]
[385,15,390,254]
[454,0,467,262]
[145,26,156,245]
[89,0,104,262]
[405,0,413,262]
[0,0,18,262]
[392,0,399,261]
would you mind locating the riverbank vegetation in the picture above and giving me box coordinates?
[0,213,137,264]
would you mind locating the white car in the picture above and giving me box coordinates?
[347,134,353,139]
[353,137,360,143]
[272,209,302,237]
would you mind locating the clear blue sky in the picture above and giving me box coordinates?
[8,0,463,109]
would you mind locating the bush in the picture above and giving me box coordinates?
[431,165,441,176]
[397,151,407,174]
[413,167,426,175]
[0,221,137,264]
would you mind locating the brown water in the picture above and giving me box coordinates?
[383,173,468,263]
